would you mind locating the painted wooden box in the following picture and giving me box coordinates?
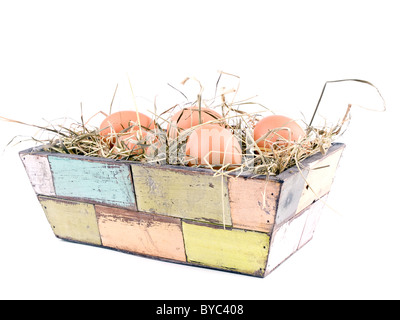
[19,143,345,277]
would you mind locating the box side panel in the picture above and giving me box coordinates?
[182,221,269,276]
[96,205,186,262]
[20,153,55,196]
[228,177,280,233]
[38,196,102,245]
[266,197,326,274]
[275,144,345,227]
[48,156,136,209]
[298,198,325,248]
[131,165,231,226]
[275,167,310,226]
[296,147,344,213]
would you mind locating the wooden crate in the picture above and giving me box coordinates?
[19,143,345,277]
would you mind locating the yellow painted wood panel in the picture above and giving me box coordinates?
[296,147,344,213]
[131,165,232,226]
[38,196,101,245]
[96,205,186,262]
[182,221,269,276]
[228,176,280,233]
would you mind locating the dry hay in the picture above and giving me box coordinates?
[1,74,385,178]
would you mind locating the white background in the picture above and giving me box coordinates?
[0,0,399,300]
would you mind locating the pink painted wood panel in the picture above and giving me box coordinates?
[228,177,280,233]
[96,205,186,262]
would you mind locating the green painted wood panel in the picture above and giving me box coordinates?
[38,196,102,245]
[182,221,269,276]
[48,156,136,209]
[131,165,232,226]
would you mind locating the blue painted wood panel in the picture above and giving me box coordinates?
[48,156,136,209]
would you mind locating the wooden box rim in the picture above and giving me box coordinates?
[19,142,345,182]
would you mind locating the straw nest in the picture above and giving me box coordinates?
[34,114,344,177]
[2,74,384,178]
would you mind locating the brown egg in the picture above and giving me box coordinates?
[253,115,305,150]
[167,106,222,139]
[185,124,242,166]
[99,111,155,138]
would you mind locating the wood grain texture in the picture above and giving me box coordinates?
[182,221,269,276]
[228,176,280,233]
[48,156,136,209]
[131,165,232,226]
[38,196,102,245]
[296,147,344,213]
[266,197,325,274]
[20,153,55,196]
[96,205,186,262]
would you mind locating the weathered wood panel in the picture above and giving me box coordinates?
[296,147,344,213]
[274,166,310,227]
[20,153,55,196]
[38,196,102,245]
[297,197,325,249]
[228,176,280,233]
[131,165,232,226]
[96,205,186,262]
[182,221,269,276]
[266,197,325,274]
[48,156,136,209]
[274,143,345,227]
